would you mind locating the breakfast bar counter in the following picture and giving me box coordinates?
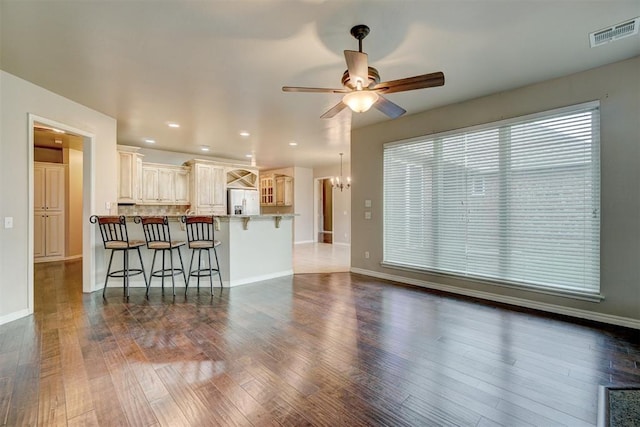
[91,214,294,291]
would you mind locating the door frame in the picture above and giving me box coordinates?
[313,176,334,243]
[28,114,96,312]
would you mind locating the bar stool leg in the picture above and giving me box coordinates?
[161,250,166,294]
[197,249,203,292]
[103,249,116,297]
[207,249,214,293]
[177,248,187,284]
[149,250,158,292]
[213,247,223,288]
[137,247,149,296]
[186,249,196,295]
[169,249,176,296]
[123,249,129,297]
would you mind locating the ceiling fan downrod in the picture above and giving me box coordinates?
[350,24,370,53]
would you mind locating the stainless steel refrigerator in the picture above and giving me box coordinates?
[227,189,260,215]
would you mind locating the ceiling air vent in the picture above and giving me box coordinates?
[590,17,639,47]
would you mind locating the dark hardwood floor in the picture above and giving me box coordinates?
[1,260,638,426]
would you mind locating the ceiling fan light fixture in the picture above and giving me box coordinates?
[343,90,379,113]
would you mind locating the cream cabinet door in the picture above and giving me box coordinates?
[142,166,159,203]
[260,175,274,206]
[34,165,46,211]
[175,169,190,204]
[34,213,46,258]
[45,212,65,257]
[211,166,226,212]
[118,151,135,202]
[45,167,65,211]
[157,168,175,203]
[195,163,213,208]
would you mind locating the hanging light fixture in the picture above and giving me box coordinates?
[331,153,351,191]
[342,81,379,113]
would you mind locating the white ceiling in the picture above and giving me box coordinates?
[2,1,639,169]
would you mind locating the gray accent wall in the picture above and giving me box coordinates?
[351,57,640,323]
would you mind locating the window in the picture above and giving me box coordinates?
[383,102,600,296]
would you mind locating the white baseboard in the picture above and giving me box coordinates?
[332,242,351,247]
[0,309,31,326]
[65,255,83,261]
[350,267,640,330]
[227,270,294,287]
[294,240,315,245]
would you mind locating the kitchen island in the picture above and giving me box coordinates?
[91,214,294,291]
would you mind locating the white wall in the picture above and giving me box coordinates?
[351,57,640,326]
[293,166,314,244]
[0,71,117,324]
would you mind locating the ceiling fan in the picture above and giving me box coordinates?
[282,24,445,119]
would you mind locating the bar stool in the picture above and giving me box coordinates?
[181,215,223,294]
[135,216,187,296]
[90,215,147,298]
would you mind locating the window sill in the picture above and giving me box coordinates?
[380,261,605,303]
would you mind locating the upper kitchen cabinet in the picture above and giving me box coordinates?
[185,160,226,215]
[226,167,258,189]
[117,145,143,203]
[141,163,190,205]
[275,175,293,206]
[260,173,293,207]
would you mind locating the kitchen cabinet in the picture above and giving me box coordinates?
[185,160,226,215]
[117,145,143,204]
[34,162,65,261]
[141,163,190,205]
[275,175,293,206]
[260,173,293,207]
[260,174,275,206]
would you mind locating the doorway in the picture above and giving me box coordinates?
[28,114,96,314]
[33,123,84,264]
[316,178,333,244]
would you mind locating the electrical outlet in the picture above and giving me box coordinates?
[4,217,13,229]
[365,251,370,259]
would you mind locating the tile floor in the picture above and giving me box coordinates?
[293,242,350,274]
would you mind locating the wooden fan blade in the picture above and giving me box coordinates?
[282,86,349,93]
[344,50,369,87]
[374,95,406,119]
[372,71,445,94]
[320,101,348,119]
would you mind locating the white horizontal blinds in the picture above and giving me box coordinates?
[383,103,600,294]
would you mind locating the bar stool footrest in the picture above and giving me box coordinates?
[151,269,186,278]
[107,268,145,278]
[189,268,220,278]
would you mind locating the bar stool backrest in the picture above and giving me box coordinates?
[136,216,172,247]
[182,216,215,246]
[90,215,130,249]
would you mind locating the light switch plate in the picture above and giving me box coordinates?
[4,217,13,229]
[365,199,372,208]
[364,211,372,220]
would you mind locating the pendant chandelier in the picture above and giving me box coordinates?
[331,153,351,191]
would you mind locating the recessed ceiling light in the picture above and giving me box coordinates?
[167,122,180,128]
[52,128,65,134]
[201,146,210,152]
[245,154,253,158]
[289,141,298,146]
[144,139,156,144]
[239,131,250,137]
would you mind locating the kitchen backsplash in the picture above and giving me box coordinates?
[118,205,192,216]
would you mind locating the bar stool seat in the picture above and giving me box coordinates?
[90,215,148,298]
[181,215,223,294]
[136,216,186,296]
